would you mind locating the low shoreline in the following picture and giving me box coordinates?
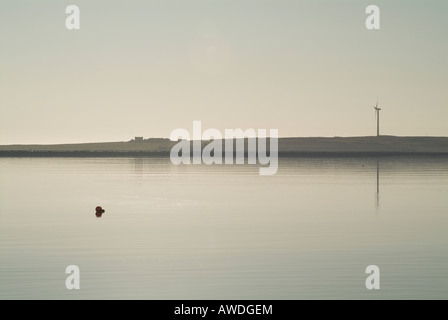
[1,151,447,158]
[1,136,447,157]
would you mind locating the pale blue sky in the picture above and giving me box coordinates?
[0,0,447,144]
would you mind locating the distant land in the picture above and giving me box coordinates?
[0,136,447,157]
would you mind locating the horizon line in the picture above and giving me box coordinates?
[2,135,448,146]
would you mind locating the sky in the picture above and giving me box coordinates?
[0,0,447,144]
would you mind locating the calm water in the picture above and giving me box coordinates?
[0,156,447,300]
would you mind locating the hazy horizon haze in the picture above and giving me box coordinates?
[1,0,447,144]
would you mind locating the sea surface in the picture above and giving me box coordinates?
[0,156,447,299]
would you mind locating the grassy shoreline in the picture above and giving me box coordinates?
[1,136,447,156]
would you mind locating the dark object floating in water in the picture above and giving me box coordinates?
[95,206,105,218]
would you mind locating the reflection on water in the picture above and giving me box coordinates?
[377,159,380,211]
[134,158,144,175]
[0,156,447,299]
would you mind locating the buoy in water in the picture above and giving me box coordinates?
[95,206,105,218]
[95,206,105,213]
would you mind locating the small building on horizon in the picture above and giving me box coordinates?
[134,136,144,142]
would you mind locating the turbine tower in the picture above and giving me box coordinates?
[374,100,381,137]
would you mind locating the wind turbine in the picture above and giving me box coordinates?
[373,100,381,137]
